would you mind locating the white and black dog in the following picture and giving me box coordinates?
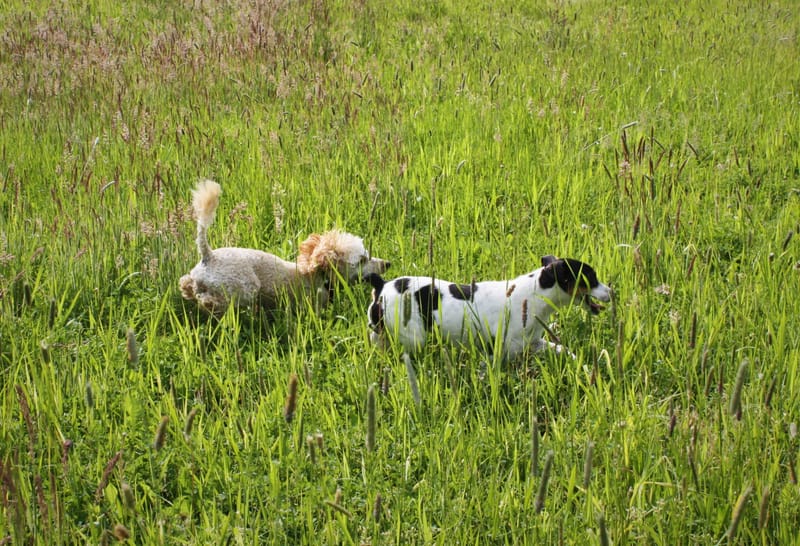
[366,256,611,362]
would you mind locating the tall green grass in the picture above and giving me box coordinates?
[2,0,799,543]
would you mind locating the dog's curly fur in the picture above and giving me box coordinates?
[179,180,390,316]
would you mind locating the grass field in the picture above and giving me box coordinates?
[2,0,799,543]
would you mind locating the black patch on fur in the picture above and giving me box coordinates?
[541,255,558,267]
[538,258,600,293]
[363,274,387,331]
[368,300,384,332]
[537,265,556,287]
[365,273,385,294]
[448,282,477,301]
[414,284,440,331]
[394,277,411,294]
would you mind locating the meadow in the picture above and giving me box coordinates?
[1,0,799,543]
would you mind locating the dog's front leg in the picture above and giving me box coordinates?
[314,286,330,312]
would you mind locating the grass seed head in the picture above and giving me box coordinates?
[61,439,73,472]
[22,281,31,307]
[85,381,94,410]
[633,245,643,270]
[284,373,299,424]
[95,450,122,502]
[534,450,554,514]
[758,486,770,530]
[48,297,57,328]
[372,493,382,522]
[121,482,135,512]
[126,327,138,366]
[668,406,677,437]
[16,385,36,458]
[704,365,715,397]
[598,512,609,546]
[184,407,198,441]
[521,299,528,329]
[381,367,390,396]
[40,340,51,363]
[729,359,748,418]
[402,292,412,326]
[306,435,317,464]
[153,416,169,451]
[113,523,130,541]
[764,374,778,411]
[366,383,377,452]
[726,484,753,541]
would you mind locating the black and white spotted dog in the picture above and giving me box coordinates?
[366,256,611,362]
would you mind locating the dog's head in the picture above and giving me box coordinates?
[297,230,390,283]
[538,255,611,314]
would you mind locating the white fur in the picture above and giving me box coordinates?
[367,257,610,362]
[179,180,390,316]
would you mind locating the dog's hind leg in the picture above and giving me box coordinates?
[402,353,421,407]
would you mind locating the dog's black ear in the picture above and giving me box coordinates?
[541,255,559,267]
[540,258,584,292]
[539,261,557,288]
[364,272,385,291]
[563,258,599,289]
[538,255,559,288]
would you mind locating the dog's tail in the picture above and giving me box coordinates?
[191,179,221,262]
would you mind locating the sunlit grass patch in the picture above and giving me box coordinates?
[1,0,799,543]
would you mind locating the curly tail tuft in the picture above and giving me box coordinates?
[192,179,221,262]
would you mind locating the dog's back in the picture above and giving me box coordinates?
[367,258,611,361]
[368,273,550,358]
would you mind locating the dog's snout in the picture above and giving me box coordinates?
[592,283,612,302]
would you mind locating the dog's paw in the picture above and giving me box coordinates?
[538,339,577,360]
[553,344,577,360]
[179,275,196,300]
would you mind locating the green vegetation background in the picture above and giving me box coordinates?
[1,0,799,543]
